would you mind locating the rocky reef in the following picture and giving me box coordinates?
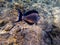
[0,0,60,45]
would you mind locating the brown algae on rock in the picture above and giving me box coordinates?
[0,0,60,45]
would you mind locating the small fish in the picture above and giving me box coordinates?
[16,9,40,25]
[23,10,40,25]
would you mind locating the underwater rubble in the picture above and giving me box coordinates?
[0,0,60,45]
